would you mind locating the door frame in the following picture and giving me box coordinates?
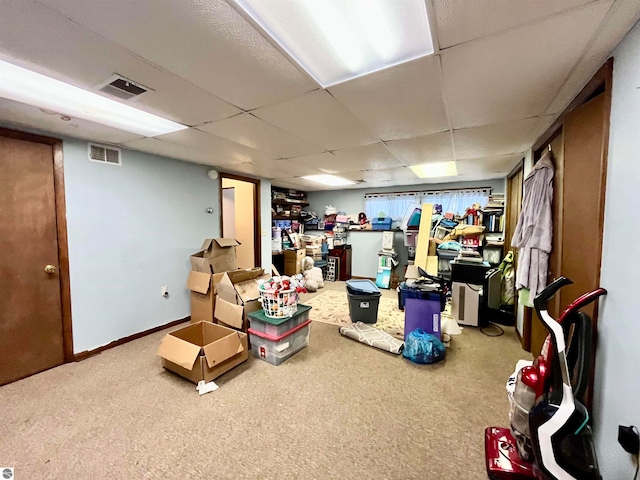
[0,127,74,363]
[218,172,262,268]
[504,158,525,346]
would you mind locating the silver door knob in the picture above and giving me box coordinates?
[44,264,57,274]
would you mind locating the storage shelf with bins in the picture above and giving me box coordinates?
[271,187,308,259]
[480,194,505,265]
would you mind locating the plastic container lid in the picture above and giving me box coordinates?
[346,279,380,295]
[248,319,312,342]
[247,304,311,325]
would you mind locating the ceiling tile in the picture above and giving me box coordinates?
[39,0,317,110]
[0,98,143,144]
[341,167,419,183]
[197,113,324,158]
[124,137,232,166]
[292,144,402,174]
[270,177,325,191]
[252,90,380,150]
[328,56,449,141]
[385,131,453,165]
[453,118,539,160]
[546,1,640,115]
[441,1,613,128]
[455,155,523,175]
[226,159,324,179]
[451,172,509,183]
[0,1,241,126]
[433,0,596,48]
[523,115,557,151]
[267,160,326,178]
[153,128,274,165]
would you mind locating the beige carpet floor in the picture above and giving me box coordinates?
[0,282,531,480]
[303,289,405,338]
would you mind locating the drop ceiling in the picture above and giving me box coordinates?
[0,0,638,191]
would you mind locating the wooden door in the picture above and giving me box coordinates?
[529,94,607,358]
[0,133,67,385]
[504,164,524,255]
[558,94,607,320]
[505,163,525,346]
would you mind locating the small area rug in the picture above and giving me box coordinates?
[303,290,404,339]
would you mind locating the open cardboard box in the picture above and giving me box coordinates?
[157,321,248,384]
[190,238,240,274]
[187,270,226,323]
[216,267,269,331]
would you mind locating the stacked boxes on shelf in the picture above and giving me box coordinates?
[247,305,312,365]
[301,235,324,261]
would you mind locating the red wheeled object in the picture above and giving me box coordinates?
[485,278,606,480]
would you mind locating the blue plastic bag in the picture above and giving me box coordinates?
[402,329,446,364]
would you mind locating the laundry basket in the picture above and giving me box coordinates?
[258,284,299,319]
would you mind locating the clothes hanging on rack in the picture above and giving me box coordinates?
[511,151,554,298]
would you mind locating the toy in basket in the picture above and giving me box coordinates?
[258,275,304,319]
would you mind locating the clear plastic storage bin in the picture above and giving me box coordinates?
[247,304,311,337]
[248,320,311,366]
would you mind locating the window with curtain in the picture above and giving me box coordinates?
[364,188,490,223]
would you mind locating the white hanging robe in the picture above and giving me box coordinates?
[511,152,554,298]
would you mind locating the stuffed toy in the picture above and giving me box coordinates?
[302,256,324,292]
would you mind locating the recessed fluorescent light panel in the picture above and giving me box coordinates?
[302,174,356,186]
[409,162,458,178]
[232,0,434,87]
[0,60,187,137]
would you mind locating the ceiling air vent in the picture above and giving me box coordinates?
[96,74,149,101]
[89,143,122,166]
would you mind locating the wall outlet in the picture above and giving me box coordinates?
[161,285,169,298]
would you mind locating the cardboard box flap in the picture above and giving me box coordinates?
[225,267,264,284]
[157,335,201,370]
[217,268,265,305]
[234,278,262,303]
[202,332,244,368]
[214,297,245,330]
[201,238,214,251]
[187,271,211,294]
[214,238,241,248]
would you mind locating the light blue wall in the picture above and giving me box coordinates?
[593,21,640,478]
[306,178,507,217]
[62,138,220,352]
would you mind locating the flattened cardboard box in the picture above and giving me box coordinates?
[196,238,241,273]
[157,321,248,384]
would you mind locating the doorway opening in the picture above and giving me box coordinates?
[220,173,261,269]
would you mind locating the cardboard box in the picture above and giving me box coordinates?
[190,250,216,274]
[284,248,306,275]
[215,268,269,331]
[187,271,218,323]
[157,321,248,384]
[198,238,241,273]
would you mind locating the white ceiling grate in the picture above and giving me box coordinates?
[96,74,149,101]
[89,143,122,166]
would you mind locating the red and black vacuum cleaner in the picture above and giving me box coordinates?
[485,277,606,480]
